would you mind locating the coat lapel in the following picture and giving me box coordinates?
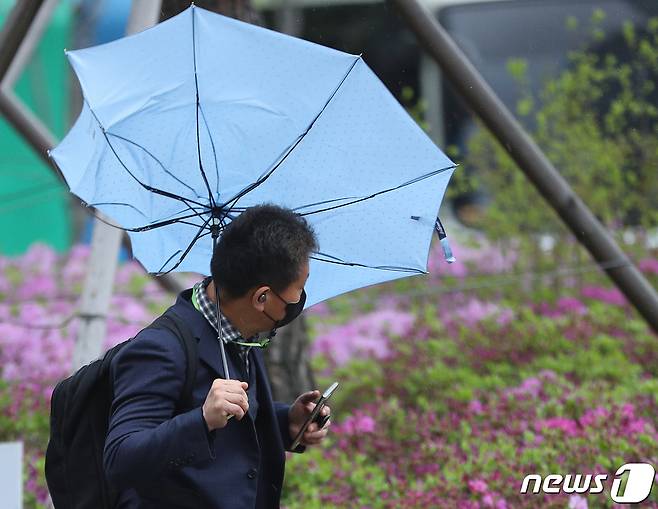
[196,331,228,379]
[172,288,229,379]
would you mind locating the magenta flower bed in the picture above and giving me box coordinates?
[1,236,657,508]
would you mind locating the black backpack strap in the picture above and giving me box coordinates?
[152,310,198,412]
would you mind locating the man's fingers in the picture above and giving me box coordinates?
[307,421,330,436]
[304,422,330,443]
[321,405,331,416]
[223,392,249,411]
[223,401,245,420]
[299,390,320,404]
[215,380,249,394]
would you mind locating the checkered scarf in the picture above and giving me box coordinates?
[192,276,271,348]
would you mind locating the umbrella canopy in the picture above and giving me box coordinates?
[51,5,456,309]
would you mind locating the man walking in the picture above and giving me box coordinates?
[104,204,331,509]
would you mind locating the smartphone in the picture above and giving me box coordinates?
[290,381,339,450]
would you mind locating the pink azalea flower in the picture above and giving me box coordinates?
[306,301,331,317]
[468,399,485,415]
[336,413,376,435]
[626,418,649,434]
[581,286,626,306]
[568,494,588,509]
[517,377,542,397]
[17,274,59,300]
[18,242,57,276]
[447,298,514,327]
[495,498,508,509]
[468,479,488,494]
[428,235,519,278]
[110,294,152,324]
[115,261,146,286]
[0,274,11,295]
[638,258,658,275]
[61,244,91,284]
[556,297,588,315]
[580,406,610,427]
[311,309,414,366]
[535,417,579,437]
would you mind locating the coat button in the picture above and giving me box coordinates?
[246,468,258,479]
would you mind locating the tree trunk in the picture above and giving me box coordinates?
[159,0,316,400]
[263,317,317,402]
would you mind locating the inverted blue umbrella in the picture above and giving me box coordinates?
[50,5,456,376]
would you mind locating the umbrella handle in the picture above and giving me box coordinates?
[216,290,234,421]
[211,234,232,380]
[214,288,231,380]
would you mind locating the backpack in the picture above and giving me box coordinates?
[45,309,198,509]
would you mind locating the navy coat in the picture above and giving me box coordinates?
[104,288,305,509]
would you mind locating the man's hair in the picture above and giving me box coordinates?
[210,204,318,299]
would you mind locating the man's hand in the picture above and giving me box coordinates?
[202,379,249,431]
[288,390,331,447]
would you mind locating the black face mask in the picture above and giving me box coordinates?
[262,288,306,329]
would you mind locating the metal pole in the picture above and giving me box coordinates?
[390,0,658,333]
[0,0,45,81]
[73,0,164,369]
[2,0,59,90]
[0,89,57,166]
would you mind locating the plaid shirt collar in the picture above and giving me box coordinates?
[192,276,270,348]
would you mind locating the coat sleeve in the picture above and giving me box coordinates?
[273,401,306,454]
[103,328,216,490]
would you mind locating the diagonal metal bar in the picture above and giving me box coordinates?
[390,0,658,334]
[0,88,57,167]
[2,0,59,90]
[0,0,45,82]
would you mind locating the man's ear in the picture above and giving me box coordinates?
[251,285,270,310]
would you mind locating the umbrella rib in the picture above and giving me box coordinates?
[310,252,425,274]
[155,215,213,274]
[84,101,209,211]
[106,132,205,200]
[145,204,208,224]
[87,201,203,224]
[86,208,206,233]
[156,230,212,274]
[192,6,217,210]
[87,202,211,231]
[84,201,148,219]
[199,103,221,198]
[129,211,208,232]
[299,165,456,217]
[220,56,362,212]
[291,196,361,212]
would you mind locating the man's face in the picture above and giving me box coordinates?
[275,258,310,307]
[251,258,310,332]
